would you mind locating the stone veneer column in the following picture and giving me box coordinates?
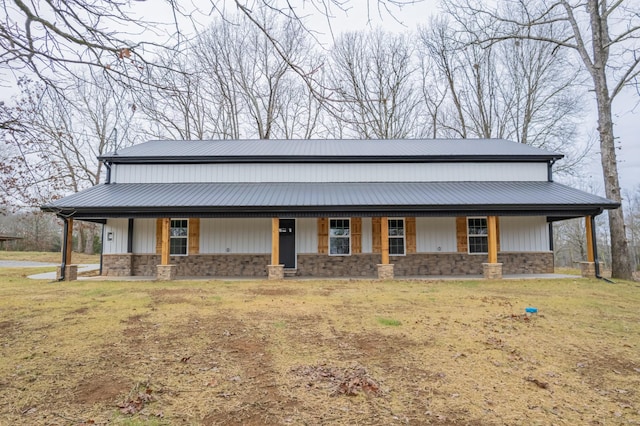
[482,263,503,279]
[580,262,596,278]
[377,264,394,280]
[56,265,78,281]
[156,264,176,281]
[268,264,285,280]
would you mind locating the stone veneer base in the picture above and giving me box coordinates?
[580,261,597,278]
[56,265,78,281]
[482,263,503,280]
[102,252,554,278]
[156,264,176,281]
[267,264,285,280]
[377,264,394,280]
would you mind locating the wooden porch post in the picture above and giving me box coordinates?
[271,217,279,266]
[161,218,170,266]
[380,216,389,265]
[65,218,74,266]
[376,216,394,279]
[580,215,597,278]
[487,216,498,264]
[482,216,502,279]
[268,217,284,280]
[585,215,595,262]
[56,217,78,281]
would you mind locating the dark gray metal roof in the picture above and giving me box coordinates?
[42,181,618,220]
[99,139,563,163]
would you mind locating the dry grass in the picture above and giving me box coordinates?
[0,269,639,425]
[0,251,100,264]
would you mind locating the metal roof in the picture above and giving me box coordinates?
[42,181,618,220]
[99,139,563,163]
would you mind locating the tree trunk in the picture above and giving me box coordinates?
[587,0,633,280]
[595,94,632,279]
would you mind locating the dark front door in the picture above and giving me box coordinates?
[279,219,296,269]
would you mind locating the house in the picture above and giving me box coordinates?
[41,139,618,280]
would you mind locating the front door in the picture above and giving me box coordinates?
[279,219,296,269]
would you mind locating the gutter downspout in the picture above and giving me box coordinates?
[547,159,557,182]
[99,223,105,276]
[591,213,615,283]
[104,161,112,184]
[58,217,70,282]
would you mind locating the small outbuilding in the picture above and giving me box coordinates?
[41,139,617,280]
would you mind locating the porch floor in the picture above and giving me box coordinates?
[29,270,578,281]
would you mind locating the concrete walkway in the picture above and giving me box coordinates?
[47,272,579,281]
[26,264,101,280]
[0,260,58,268]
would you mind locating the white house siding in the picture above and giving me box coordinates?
[499,216,550,252]
[111,162,548,184]
[103,218,128,254]
[362,217,373,253]
[200,218,271,254]
[133,219,157,254]
[296,218,317,254]
[416,217,457,253]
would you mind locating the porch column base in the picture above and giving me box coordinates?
[580,261,597,278]
[156,264,176,281]
[482,263,503,280]
[377,264,394,280]
[268,264,285,280]
[56,265,78,281]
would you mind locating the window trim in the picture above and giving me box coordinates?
[467,216,488,255]
[170,218,189,256]
[388,217,406,256]
[329,217,351,256]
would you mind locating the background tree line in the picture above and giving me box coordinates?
[0,1,638,277]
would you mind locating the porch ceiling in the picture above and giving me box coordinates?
[41,181,619,221]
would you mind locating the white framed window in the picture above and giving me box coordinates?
[170,219,188,255]
[388,218,405,255]
[329,218,350,255]
[467,217,488,254]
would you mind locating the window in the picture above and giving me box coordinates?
[170,219,188,255]
[467,217,488,254]
[329,219,350,255]
[388,218,405,255]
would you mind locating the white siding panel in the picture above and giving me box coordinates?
[361,217,373,253]
[200,218,271,254]
[113,162,548,183]
[133,219,156,254]
[416,217,457,253]
[103,218,128,254]
[296,218,317,254]
[500,216,549,252]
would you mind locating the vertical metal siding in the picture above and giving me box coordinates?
[361,217,373,253]
[132,218,156,253]
[200,218,271,254]
[103,218,128,254]
[416,217,457,253]
[499,216,549,252]
[113,163,548,184]
[296,218,317,254]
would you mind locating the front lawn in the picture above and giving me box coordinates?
[0,269,638,424]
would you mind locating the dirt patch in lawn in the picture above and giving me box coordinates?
[74,375,132,405]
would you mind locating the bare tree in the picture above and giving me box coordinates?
[443,0,638,279]
[190,10,319,139]
[328,29,422,139]
[418,15,586,176]
[1,75,136,203]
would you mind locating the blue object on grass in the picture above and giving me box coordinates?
[525,307,538,313]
